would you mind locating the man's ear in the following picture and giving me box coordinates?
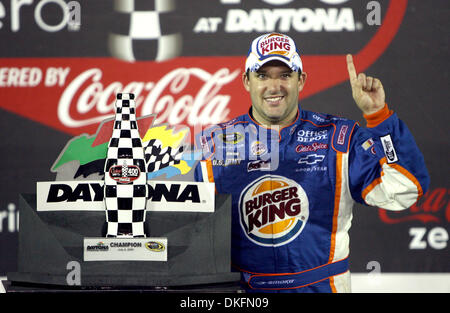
[298,72,307,92]
[242,71,250,92]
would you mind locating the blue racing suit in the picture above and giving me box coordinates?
[194,103,429,292]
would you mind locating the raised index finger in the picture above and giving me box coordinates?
[346,54,357,83]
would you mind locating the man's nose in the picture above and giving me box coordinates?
[266,78,282,94]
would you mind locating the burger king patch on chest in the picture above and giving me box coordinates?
[238,175,309,247]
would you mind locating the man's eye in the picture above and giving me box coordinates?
[281,73,292,78]
[257,73,266,79]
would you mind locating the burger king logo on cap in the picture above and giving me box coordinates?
[257,33,292,57]
[238,175,309,247]
[246,32,303,73]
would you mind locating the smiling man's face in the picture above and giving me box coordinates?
[243,60,307,127]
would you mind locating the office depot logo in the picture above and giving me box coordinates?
[239,175,309,247]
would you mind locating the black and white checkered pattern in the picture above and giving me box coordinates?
[104,93,147,238]
[144,138,184,173]
[108,0,182,62]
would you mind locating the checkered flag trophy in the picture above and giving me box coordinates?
[104,93,147,237]
[108,0,182,62]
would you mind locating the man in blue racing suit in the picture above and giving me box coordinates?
[194,33,429,292]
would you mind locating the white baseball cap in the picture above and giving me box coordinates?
[245,33,303,73]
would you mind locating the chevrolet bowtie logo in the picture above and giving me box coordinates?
[297,154,325,165]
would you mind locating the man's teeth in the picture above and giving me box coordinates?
[265,96,283,102]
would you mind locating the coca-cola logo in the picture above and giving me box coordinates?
[378,188,450,224]
[58,67,240,129]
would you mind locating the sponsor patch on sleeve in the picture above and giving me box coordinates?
[380,134,398,163]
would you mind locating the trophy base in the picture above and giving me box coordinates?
[9,193,241,290]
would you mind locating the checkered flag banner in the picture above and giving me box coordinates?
[104,93,147,238]
[144,138,184,173]
[108,0,182,62]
